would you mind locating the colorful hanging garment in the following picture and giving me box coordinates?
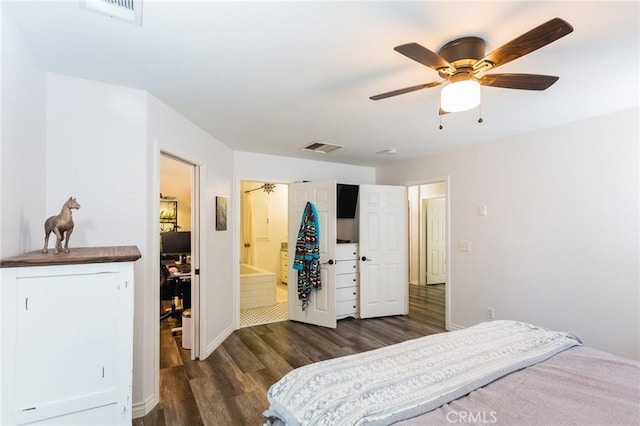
[292,201,321,311]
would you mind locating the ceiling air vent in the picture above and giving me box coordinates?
[300,142,344,154]
[80,0,142,26]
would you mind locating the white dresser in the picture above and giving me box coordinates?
[335,243,359,319]
[0,246,141,426]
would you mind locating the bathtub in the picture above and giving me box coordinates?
[240,263,277,309]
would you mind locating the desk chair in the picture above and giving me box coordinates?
[160,263,176,321]
[160,263,191,336]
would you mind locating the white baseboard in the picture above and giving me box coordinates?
[204,323,235,359]
[447,322,465,331]
[132,393,158,419]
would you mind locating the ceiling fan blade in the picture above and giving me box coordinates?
[370,81,442,100]
[473,18,573,72]
[478,73,559,90]
[394,43,454,72]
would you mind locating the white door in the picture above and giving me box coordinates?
[359,185,408,318]
[288,181,337,328]
[426,197,447,285]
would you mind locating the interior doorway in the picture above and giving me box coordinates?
[159,153,200,367]
[408,180,448,327]
[239,181,289,327]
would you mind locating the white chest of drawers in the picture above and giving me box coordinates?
[335,243,358,319]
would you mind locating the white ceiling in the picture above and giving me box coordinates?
[7,1,639,167]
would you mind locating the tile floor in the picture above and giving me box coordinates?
[240,282,288,327]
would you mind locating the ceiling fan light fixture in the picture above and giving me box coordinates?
[441,79,481,113]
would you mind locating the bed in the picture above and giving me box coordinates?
[263,320,639,425]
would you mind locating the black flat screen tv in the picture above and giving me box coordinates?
[161,231,191,255]
[337,184,359,219]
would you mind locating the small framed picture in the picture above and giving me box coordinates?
[216,196,227,231]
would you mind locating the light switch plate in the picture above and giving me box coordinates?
[459,241,471,252]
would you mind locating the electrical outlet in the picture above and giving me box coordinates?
[487,307,495,319]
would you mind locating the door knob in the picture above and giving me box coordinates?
[322,259,335,265]
[361,256,372,262]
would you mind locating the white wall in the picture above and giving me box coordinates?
[147,94,234,384]
[234,151,376,184]
[0,4,47,259]
[43,74,236,416]
[46,74,148,248]
[45,73,152,409]
[377,108,640,360]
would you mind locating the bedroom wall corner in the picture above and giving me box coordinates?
[0,3,47,259]
[45,72,152,410]
[147,94,235,367]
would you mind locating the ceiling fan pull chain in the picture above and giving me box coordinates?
[439,115,443,130]
[478,101,484,124]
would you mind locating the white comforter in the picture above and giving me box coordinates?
[264,320,582,426]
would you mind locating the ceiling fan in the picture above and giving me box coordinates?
[370,18,574,113]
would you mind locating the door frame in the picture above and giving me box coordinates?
[405,176,452,331]
[237,179,290,327]
[157,151,201,360]
[153,150,203,411]
[233,176,290,329]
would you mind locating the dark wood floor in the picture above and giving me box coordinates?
[134,284,445,426]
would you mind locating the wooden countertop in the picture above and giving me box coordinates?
[0,246,141,268]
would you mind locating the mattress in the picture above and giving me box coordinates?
[264,320,619,425]
[396,345,640,426]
